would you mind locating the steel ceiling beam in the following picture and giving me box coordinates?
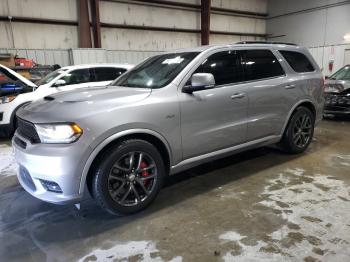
[90,0,102,48]
[201,0,211,45]
[78,0,92,48]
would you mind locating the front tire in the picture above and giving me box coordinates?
[280,106,315,154]
[91,139,165,215]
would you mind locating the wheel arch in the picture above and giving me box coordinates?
[281,99,316,136]
[80,129,172,195]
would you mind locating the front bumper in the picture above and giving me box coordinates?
[324,94,350,115]
[12,132,90,204]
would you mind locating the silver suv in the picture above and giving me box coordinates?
[13,42,324,215]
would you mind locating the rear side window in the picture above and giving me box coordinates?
[94,67,127,82]
[279,50,314,73]
[194,50,244,85]
[243,50,285,81]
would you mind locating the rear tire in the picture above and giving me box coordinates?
[280,106,315,154]
[91,139,165,215]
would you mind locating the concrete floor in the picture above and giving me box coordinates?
[0,119,350,262]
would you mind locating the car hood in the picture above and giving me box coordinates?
[43,85,151,103]
[17,86,152,123]
[0,64,37,88]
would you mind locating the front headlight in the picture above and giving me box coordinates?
[35,123,83,144]
[0,95,17,104]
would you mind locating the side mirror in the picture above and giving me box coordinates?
[183,73,215,94]
[53,79,66,87]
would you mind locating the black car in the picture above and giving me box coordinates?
[324,65,350,115]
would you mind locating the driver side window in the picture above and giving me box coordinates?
[61,69,92,85]
[189,50,244,86]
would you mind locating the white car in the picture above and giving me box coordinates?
[0,63,133,136]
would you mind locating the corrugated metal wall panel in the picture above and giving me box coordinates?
[70,49,107,65]
[0,48,163,66]
[106,50,163,65]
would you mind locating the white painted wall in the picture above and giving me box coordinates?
[0,0,78,49]
[99,0,201,51]
[0,22,78,49]
[0,0,267,50]
[267,0,350,75]
[0,0,267,64]
[0,0,77,20]
[100,1,199,30]
[211,14,266,34]
[100,0,267,50]
[212,0,267,13]
[101,28,200,51]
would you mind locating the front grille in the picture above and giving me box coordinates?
[19,166,36,191]
[325,94,350,106]
[17,118,41,143]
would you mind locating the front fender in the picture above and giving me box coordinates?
[78,128,172,194]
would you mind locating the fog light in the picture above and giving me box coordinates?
[40,179,63,193]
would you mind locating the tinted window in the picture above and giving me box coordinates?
[61,69,92,85]
[194,50,244,85]
[94,67,126,82]
[113,52,198,89]
[243,50,285,81]
[279,50,314,73]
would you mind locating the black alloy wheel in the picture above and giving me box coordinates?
[91,139,165,215]
[292,113,313,148]
[108,151,157,206]
[280,106,315,154]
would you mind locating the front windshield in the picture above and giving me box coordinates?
[36,69,67,85]
[329,65,350,80]
[111,52,199,89]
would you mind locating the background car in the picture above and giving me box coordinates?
[324,65,350,116]
[0,63,133,137]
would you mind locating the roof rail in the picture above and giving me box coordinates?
[236,41,298,46]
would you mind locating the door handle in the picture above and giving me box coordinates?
[231,93,246,99]
[285,84,296,89]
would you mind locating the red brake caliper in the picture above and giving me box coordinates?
[140,161,150,187]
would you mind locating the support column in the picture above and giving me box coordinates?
[78,0,92,48]
[201,0,211,45]
[90,0,101,48]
